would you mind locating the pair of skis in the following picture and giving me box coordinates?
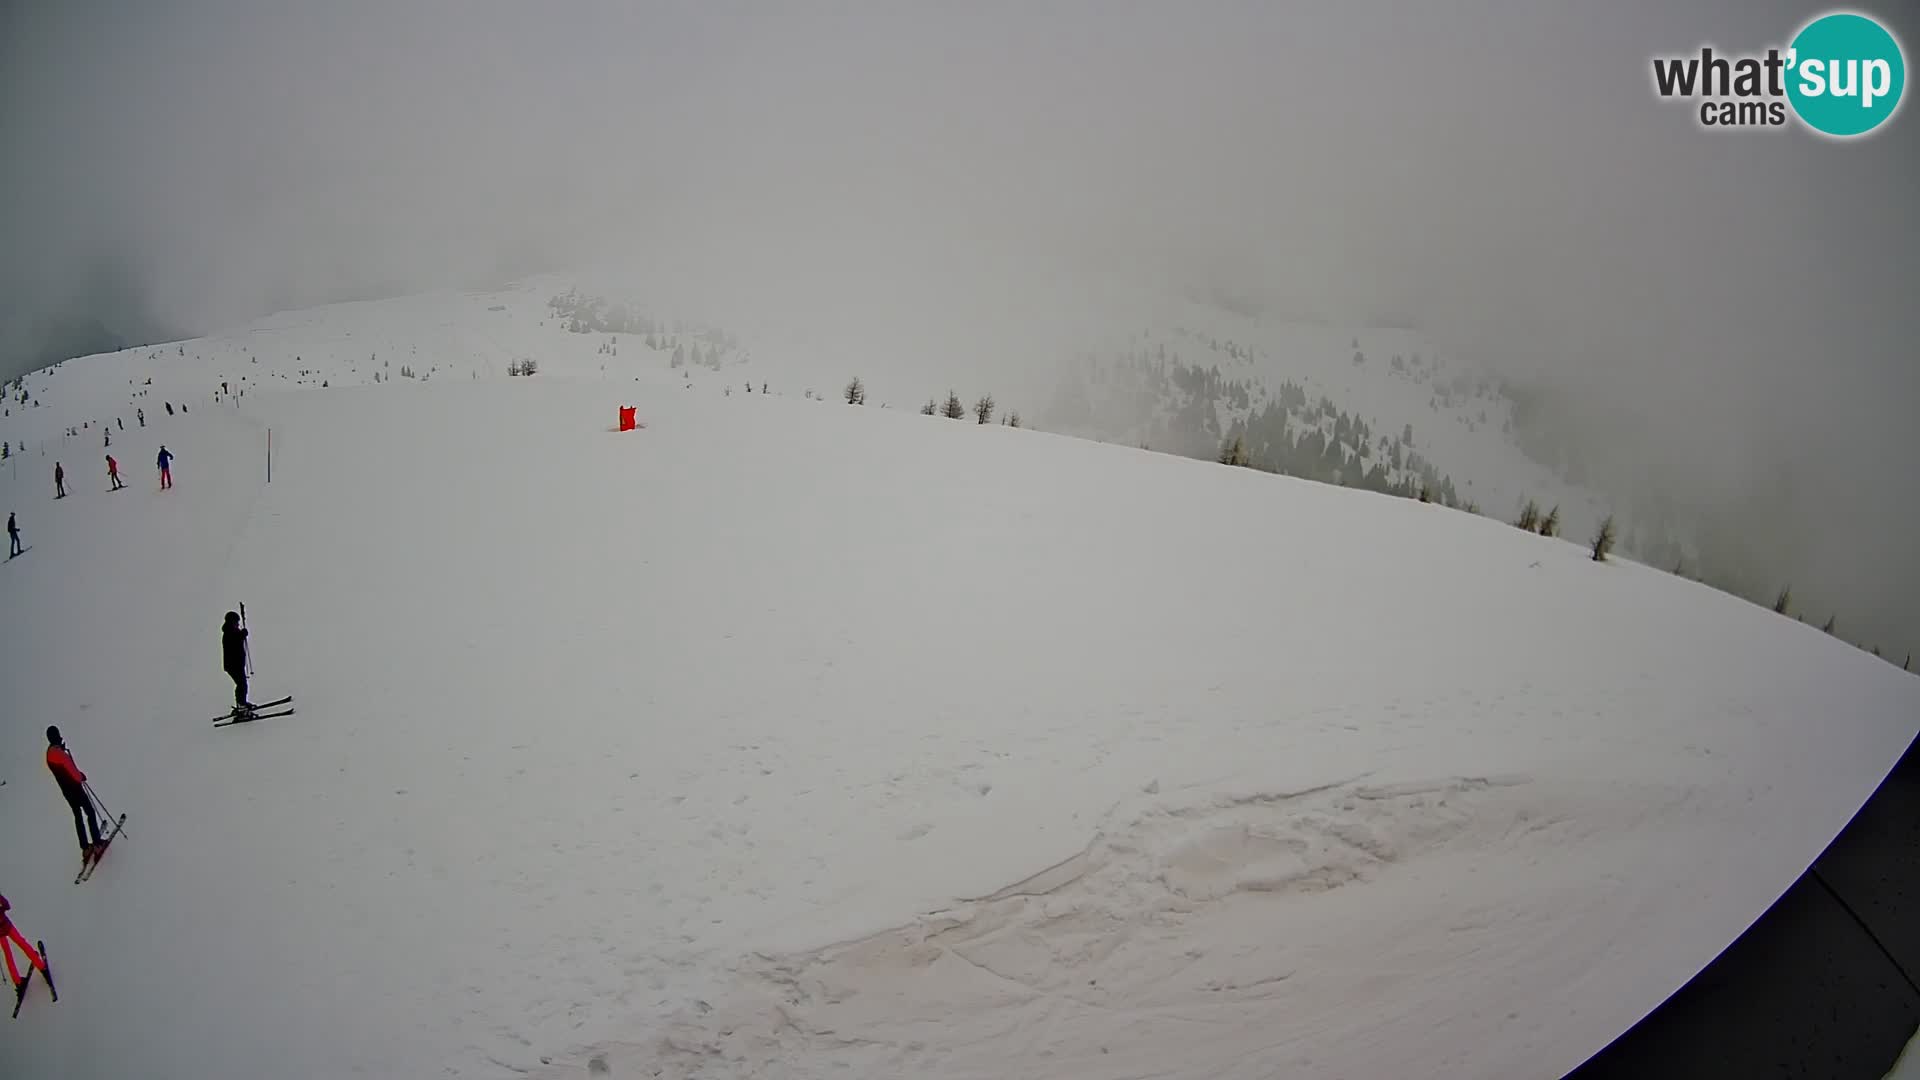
[74,813,129,885]
[212,694,293,727]
[11,942,56,1019]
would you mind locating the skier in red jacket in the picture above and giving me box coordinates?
[0,894,47,991]
[46,726,104,862]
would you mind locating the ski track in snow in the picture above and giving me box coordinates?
[538,772,1711,1080]
[0,285,1913,1079]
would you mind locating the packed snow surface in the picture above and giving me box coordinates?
[1888,1028,1920,1080]
[0,310,1914,1079]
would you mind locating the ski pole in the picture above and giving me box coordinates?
[85,781,125,841]
[85,781,116,824]
[241,602,254,676]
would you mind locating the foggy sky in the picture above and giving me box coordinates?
[4,1,1917,656]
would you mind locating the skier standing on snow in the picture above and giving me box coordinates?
[45,727,104,863]
[156,446,173,490]
[53,462,65,498]
[223,611,252,712]
[0,894,49,991]
[105,455,122,491]
[6,513,20,558]
[136,408,144,428]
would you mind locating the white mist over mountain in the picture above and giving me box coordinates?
[2,0,1915,653]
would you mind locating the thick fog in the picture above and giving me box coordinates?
[3,1,1916,656]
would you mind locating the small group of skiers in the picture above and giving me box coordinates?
[49,447,164,500]
[4,610,262,1004]
[0,726,101,999]
[9,449,158,568]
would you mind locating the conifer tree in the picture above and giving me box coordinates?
[1591,515,1617,561]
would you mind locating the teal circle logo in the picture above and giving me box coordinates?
[1787,12,1906,137]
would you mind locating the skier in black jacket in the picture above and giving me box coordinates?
[222,611,252,712]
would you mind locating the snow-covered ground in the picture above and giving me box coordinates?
[1890,1027,1920,1080]
[0,298,1914,1079]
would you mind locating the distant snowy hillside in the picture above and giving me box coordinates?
[3,276,1608,544]
[1043,320,1616,551]
[2,275,1897,664]
[0,327,1914,1078]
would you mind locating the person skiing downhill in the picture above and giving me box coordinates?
[6,513,20,558]
[0,894,49,992]
[105,455,122,490]
[45,727,104,863]
[156,446,173,490]
[223,611,251,712]
[53,462,65,498]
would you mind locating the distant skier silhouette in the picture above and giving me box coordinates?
[53,462,65,499]
[105,455,123,491]
[156,446,173,490]
[6,513,19,558]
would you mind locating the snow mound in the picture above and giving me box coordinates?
[544,770,1833,1080]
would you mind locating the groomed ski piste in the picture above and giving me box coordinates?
[0,291,1916,1079]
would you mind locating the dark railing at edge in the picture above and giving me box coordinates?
[1567,731,1920,1079]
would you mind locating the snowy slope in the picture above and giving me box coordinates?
[1890,1029,1920,1080]
[0,312,1914,1079]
